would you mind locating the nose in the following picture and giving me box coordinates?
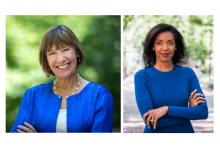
[57,52,65,63]
[162,43,168,50]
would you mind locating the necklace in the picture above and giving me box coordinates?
[53,74,82,99]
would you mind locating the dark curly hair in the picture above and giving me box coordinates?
[142,23,186,67]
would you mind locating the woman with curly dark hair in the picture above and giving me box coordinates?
[134,23,208,133]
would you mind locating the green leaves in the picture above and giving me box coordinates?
[6,15,121,132]
[123,15,213,75]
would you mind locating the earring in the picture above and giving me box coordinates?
[77,57,80,63]
[175,49,177,51]
[153,49,155,51]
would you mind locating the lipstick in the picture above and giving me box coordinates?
[162,53,169,57]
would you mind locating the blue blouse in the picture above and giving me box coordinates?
[10,81,113,133]
[134,64,208,133]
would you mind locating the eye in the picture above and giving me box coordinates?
[169,42,174,45]
[63,48,69,52]
[48,52,55,56]
[156,42,161,45]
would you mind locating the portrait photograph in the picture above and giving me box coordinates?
[123,15,213,133]
[2,0,220,151]
[6,15,121,133]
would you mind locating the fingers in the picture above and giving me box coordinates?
[143,112,151,129]
[190,89,197,99]
[195,97,206,102]
[193,93,204,100]
[24,122,37,132]
[17,129,25,133]
[150,112,154,126]
[195,100,205,106]
[146,114,152,129]
[143,112,149,122]
[153,117,158,129]
[17,125,33,133]
[144,110,163,129]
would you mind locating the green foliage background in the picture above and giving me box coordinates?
[6,15,121,132]
[124,15,213,65]
[123,15,213,86]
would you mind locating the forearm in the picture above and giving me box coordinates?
[167,103,208,120]
[135,72,190,129]
[10,129,18,133]
[9,89,32,133]
[140,108,190,129]
[152,116,190,129]
[10,125,18,133]
[10,119,32,133]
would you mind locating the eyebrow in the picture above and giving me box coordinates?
[156,39,175,41]
[47,49,55,53]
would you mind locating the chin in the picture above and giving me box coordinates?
[57,72,73,79]
[161,59,172,63]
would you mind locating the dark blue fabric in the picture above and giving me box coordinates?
[134,64,208,133]
[10,81,113,133]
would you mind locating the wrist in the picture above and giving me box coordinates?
[164,106,168,114]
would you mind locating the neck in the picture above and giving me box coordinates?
[154,61,174,72]
[56,73,79,90]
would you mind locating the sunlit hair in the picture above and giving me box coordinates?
[39,25,85,78]
[142,23,186,67]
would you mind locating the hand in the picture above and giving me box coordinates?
[17,122,38,133]
[189,89,205,107]
[143,106,168,129]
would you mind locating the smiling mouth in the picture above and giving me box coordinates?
[57,63,70,69]
[162,53,169,57]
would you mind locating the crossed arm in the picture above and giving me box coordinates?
[10,89,36,133]
[134,71,208,130]
[11,87,113,133]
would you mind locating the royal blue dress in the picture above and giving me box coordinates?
[10,81,113,133]
[134,64,208,133]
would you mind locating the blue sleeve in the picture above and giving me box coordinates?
[10,89,32,133]
[91,87,113,133]
[167,68,208,120]
[134,71,190,129]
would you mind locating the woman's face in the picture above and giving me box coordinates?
[47,45,79,80]
[153,31,176,64]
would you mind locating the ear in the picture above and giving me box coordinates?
[152,44,155,50]
[152,46,155,50]
[76,51,80,58]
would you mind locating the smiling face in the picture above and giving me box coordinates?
[47,45,80,80]
[153,31,176,64]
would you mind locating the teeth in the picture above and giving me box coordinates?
[58,64,69,69]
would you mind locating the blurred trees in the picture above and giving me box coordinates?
[123,15,213,86]
[6,15,121,132]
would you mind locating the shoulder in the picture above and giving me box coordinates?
[135,67,153,77]
[134,67,153,82]
[174,65,197,82]
[89,82,112,96]
[25,81,53,96]
[20,81,53,106]
[175,65,195,75]
[86,82,113,103]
